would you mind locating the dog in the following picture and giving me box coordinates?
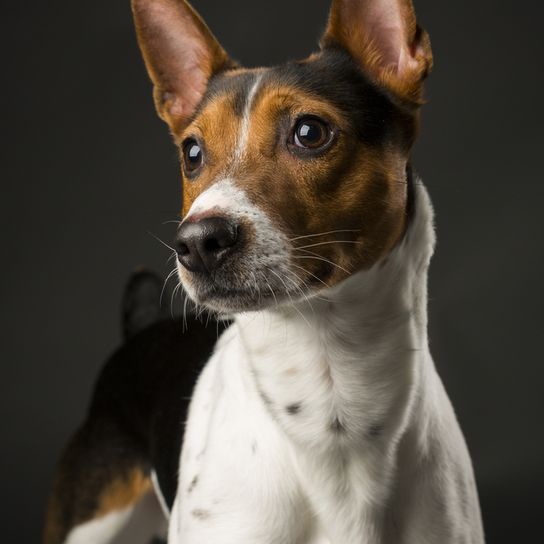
[44,1,485,542]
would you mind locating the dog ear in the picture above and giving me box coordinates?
[321,0,433,105]
[131,0,232,131]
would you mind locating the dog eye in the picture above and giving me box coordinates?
[182,138,203,174]
[293,117,331,150]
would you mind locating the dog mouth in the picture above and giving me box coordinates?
[177,260,327,314]
[193,283,277,313]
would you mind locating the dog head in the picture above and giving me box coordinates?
[132,0,432,313]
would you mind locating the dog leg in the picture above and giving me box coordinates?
[43,420,166,544]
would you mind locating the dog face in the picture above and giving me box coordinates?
[132,0,432,313]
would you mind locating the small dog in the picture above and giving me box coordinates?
[44,1,485,543]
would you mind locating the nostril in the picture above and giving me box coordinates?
[176,242,190,256]
[199,222,238,256]
[204,237,221,252]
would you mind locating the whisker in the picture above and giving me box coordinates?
[295,240,363,251]
[196,302,207,321]
[183,293,189,332]
[279,268,315,312]
[266,267,291,297]
[266,266,312,328]
[148,231,177,253]
[392,179,424,186]
[290,298,312,328]
[283,269,316,315]
[290,262,331,290]
[289,229,360,242]
[264,277,279,307]
[249,271,258,299]
[170,282,182,319]
[293,253,351,275]
[252,271,262,305]
[160,267,179,308]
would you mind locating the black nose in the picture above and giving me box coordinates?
[175,216,239,273]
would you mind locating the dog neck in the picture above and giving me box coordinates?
[234,180,436,453]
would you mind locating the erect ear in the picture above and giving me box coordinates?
[321,0,433,105]
[131,0,233,132]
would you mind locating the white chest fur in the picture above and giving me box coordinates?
[168,184,484,544]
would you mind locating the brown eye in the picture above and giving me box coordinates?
[182,138,203,174]
[293,117,331,149]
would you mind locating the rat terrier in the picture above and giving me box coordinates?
[44,1,485,543]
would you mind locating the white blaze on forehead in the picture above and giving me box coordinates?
[185,179,242,219]
[184,74,264,222]
[183,179,289,256]
[233,73,264,164]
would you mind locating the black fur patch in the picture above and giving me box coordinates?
[122,270,164,339]
[368,423,385,438]
[196,69,258,119]
[191,49,415,152]
[263,48,415,149]
[188,475,199,494]
[48,312,229,539]
[286,403,301,415]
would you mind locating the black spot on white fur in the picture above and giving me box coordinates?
[331,417,344,433]
[368,423,384,438]
[258,389,273,407]
[286,403,301,415]
[188,475,199,493]
[192,508,211,520]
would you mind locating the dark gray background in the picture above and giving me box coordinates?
[2,1,543,542]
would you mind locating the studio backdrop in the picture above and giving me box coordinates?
[1,0,543,542]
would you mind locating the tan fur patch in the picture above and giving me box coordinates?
[179,84,247,217]
[322,0,433,105]
[94,468,152,518]
[43,468,151,544]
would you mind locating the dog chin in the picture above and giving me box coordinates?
[177,262,322,314]
[181,271,321,314]
[184,283,277,314]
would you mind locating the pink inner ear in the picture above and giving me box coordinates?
[362,0,415,75]
[133,0,228,124]
[165,54,210,119]
[146,4,212,118]
[337,0,418,76]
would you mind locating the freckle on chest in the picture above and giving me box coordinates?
[191,508,211,521]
